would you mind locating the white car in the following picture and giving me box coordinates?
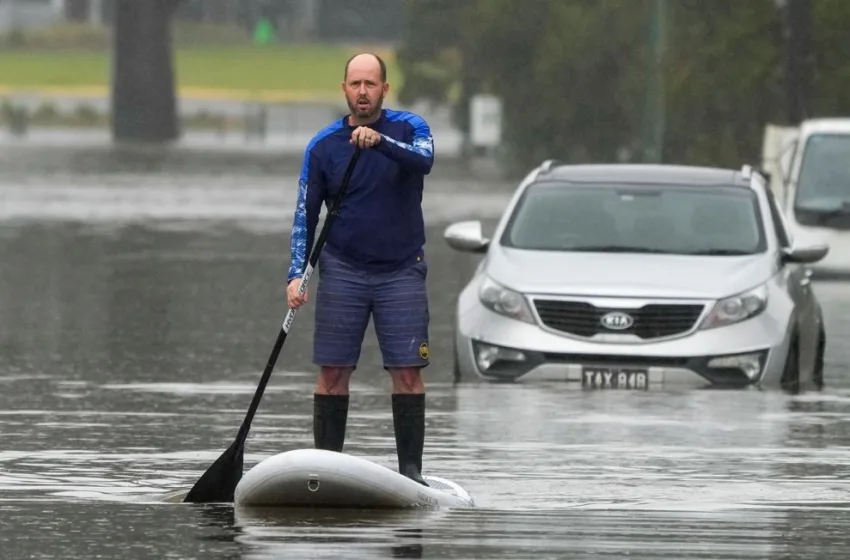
[444,161,829,392]
[764,118,850,275]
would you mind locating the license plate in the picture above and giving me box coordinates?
[581,366,649,390]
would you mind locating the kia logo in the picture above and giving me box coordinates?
[600,311,634,330]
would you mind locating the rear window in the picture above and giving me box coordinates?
[500,181,767,255]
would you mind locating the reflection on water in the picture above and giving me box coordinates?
[3,154,850,557]
[5,498,849,559]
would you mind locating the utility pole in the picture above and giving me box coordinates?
[642,0,667,163]
[781,0,813,123]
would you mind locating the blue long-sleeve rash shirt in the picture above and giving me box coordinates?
[287,109,435,282]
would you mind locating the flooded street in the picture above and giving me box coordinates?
[3,144,850,558]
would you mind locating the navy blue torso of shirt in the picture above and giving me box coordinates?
[287,108,435,282]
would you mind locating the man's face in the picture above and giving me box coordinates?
[342,58,388,121]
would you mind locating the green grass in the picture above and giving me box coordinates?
[0,43,402,103]
[173,44,401,100]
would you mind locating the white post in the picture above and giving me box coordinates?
[51,0,66,17]
[7,0,16,31]
[469,94,503,157]
[89,0,103,26]
[302,0,318,35]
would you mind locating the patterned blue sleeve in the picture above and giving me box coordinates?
[375,111,434,175]
[287,146,325,282]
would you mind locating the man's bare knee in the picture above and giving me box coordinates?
[317,366,354,395]
[388,367,425,394]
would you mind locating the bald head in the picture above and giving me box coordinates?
[344,53,387,83]
[341,52,390,124]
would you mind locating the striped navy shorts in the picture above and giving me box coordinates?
[312,249,430,370]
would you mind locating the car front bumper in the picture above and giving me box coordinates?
[455,295,793,389]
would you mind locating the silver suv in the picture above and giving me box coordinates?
[444,162,828,392]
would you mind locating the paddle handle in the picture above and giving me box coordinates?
[234,147,361,447]
[282,261,313,333]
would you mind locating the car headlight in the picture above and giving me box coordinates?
[478,275,535,324]
[699,283,768,330]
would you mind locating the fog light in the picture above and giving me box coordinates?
[475,342,527,372]
[707,352,764,380]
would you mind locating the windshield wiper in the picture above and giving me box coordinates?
[685,249,753,256]
[567,245,676,254]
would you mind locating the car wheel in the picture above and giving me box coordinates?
[813,327,826,391]
[781,333,800,394]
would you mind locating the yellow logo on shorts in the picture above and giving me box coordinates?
[419,341,429,360]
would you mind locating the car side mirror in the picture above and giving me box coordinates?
[444,220,490,254]
[781,244,829,264]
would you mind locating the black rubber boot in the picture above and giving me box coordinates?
[313,393,349,452]
[392,393,429,487]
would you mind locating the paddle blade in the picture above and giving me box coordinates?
[183,440,244,504]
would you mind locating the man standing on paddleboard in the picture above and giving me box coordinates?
[286,52,434,487]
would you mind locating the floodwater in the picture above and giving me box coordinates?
[3,142,850,559]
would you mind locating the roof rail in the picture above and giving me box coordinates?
[740,164,753,180]
[538,159,561,174]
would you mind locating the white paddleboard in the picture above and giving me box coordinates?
[234,448,474,509]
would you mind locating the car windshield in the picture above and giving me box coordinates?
[794,133,850,211]
[501,182,766,255]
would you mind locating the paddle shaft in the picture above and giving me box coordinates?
[233,147,361,447]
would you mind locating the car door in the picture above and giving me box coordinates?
[764,186,816,377]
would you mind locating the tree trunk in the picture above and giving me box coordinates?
[111,0,181,143]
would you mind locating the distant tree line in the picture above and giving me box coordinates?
[396,0,850,173]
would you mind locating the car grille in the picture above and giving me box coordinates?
[533,300,705,339]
